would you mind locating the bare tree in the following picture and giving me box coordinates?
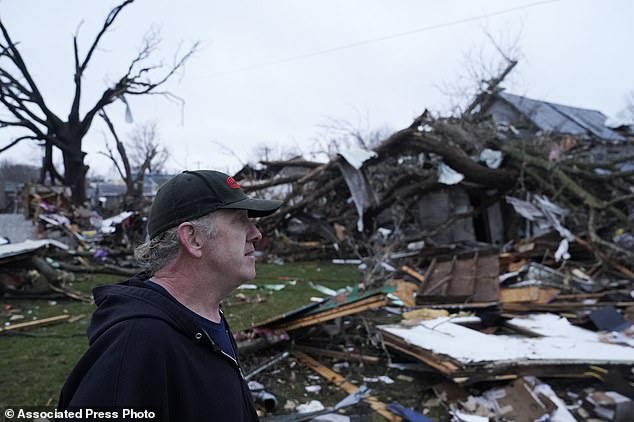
[317,117,392,150]
[0,0,198,204]
[127,123,169,175]
[252,143,302,163]
[100,111,167,210]
[436,28,522,116]
[310,116,393,162]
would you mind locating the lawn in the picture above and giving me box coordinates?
[0,261,361,407]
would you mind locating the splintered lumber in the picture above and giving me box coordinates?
[293,351,400,421]
[0,314,71,333]
[379,330,461,376]
[269,294,388,331]
[400,265,425,283]
[574,234,634,279]
[255,286,394,330]
[406,302,498,311]
[47,283,93,303]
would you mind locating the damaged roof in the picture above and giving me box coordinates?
[495,92,626,142]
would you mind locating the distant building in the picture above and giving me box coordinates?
[93,182,128,210]
[90,173,175,212]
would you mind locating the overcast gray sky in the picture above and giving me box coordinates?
[1,0,633,177]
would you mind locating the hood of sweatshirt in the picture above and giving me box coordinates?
[87,274,204,345]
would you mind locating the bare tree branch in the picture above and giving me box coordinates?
[99,110,129,181]
[0,135,38,153]
[100,113,167,208]
[0,0,198,204]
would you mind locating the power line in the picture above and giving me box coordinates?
[212,0,560,76]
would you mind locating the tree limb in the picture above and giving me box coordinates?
[0,135,37,154]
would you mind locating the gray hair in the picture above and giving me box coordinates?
[134,212,218,274]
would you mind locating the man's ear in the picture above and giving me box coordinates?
[177,222,204,258]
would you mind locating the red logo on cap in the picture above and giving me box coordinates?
[226,176,241,189]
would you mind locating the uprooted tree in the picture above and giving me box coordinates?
[0,0,198,205]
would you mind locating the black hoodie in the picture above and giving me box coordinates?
[57,276,259,421]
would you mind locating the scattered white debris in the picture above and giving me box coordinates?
[438,162,464,185]
[297,400,325,413]
[479,148,503,168]
[337,148,377,170]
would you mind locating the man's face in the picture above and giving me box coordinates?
[201,209,262,288]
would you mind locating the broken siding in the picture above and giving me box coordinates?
[415,187,475,244]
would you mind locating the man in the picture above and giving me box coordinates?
[58,170,281,421]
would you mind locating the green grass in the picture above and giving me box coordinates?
[225,261,361,331]
[0,262,361,407]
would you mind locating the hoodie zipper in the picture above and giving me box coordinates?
[198,329,245,377]
[199,329,253,416]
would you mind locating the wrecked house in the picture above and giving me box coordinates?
[247,90,634,290]
[213,89,634,420]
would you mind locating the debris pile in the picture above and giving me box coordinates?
[0,184,144,300]
[225,89,634,420]
[2,88,634,420]
[234,263,634,421]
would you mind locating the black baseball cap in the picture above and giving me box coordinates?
[147,170,282,239]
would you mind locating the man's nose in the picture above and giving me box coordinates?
[248,222,262,242]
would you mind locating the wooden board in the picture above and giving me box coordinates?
[293,351,401,421]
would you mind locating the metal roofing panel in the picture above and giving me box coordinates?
[549,101,624,142]
[499,92,625,142]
